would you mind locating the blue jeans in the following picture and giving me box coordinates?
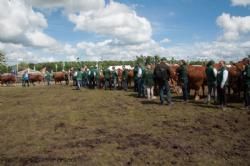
[137,78,144,97]
[76,80,81,89]
[159,81,172,104]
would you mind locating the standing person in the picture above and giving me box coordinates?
[45,71,52,86]
[22,71,29,87]
[217,61,229,110]
[104,68,111,90]
[177,60,189,103]
[122,66,128,91]
[137,63,144,97]
[242,58,250,110]
[88,66,96,89]
[111,66,118,90]
[82,67,88,88]
[205,60,217,104]
[76,68,82,90]
[154,57,172,105]
[133,63,139,92]
[144,64,156,100]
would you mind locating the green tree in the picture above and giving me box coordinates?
[154,55,160,64]
[0,51,7,73]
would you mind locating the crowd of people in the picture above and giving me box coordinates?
[17,57,250,111]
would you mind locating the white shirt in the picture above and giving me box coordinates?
[221,69,228,88]
[137,67,142,78]
[213,68,218,78]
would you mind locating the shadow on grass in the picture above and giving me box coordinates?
[141,100,160,105]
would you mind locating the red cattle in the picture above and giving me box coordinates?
[227,61,245,96]
[187,65,206,100]
[29,73,44,85]
[127,69,134,88]
[53,72,69,85]
[0,73,16,86]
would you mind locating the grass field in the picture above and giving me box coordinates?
[0,85,250,166]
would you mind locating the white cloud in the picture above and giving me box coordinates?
[160,38,171,44]
[69,1,152,44]
[0,0,58,48]
[231,0,250,6]
[0,42,56,64]
[217,13,250,41]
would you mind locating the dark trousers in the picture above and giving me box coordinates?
[122,79,128,91]
[104,79,110,90]
[159,81,172,104]
[137,78,144,97]
[76,80,81,89]
[82,79,87,87]
[46,79,50,86]
[134,79,138,92]
[182,80,188,101]
[23,80,29,87]
[244,85,250,107]
[217,86,226,106]
[89,77,96,89]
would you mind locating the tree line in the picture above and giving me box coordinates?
[0,51,230,73]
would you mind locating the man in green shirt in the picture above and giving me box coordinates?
[242,58,250,110]
[217,61,229,110]
[205,60,217,104]
[177,60,189,102]
[76,68,82,90]
[144,64,156,100]
[133,63,139,92]
[111,66,118,90]
[45,71,52,86]
[104,68,111,90]
[122,66,128,91]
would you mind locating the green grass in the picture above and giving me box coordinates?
[0,85,250,165]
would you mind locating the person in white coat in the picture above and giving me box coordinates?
[217,61,229,110]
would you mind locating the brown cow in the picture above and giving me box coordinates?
[29,74,44,86]
[0,73,16,86]
[187,65,206,100]
[53,72,69,85]
[127,69,134,88]
[227,60,246,96]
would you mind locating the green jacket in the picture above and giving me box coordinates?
[206,66,216,85]
[122,70,128,80]
[134,65,139,80]
[45,72,51,80]
[104,69,111,80]
[82,71,88,79]
[177,65,188,82]
[76,71,82,81]
[243,64,250,86]
[144,69,154,87]
[111,70,117,79]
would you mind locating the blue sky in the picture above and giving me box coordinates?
[0,0,250,64]
[44,0,249,44]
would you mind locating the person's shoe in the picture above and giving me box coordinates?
[222,106,226,111]
[168,102,174,106]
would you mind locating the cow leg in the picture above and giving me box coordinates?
[202,85,205,97]
[194,90,200,101]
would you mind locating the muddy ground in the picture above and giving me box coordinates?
[0,85,249,165]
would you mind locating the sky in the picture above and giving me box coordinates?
[0,0,250,64]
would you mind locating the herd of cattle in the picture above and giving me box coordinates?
[0,59,246,100]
